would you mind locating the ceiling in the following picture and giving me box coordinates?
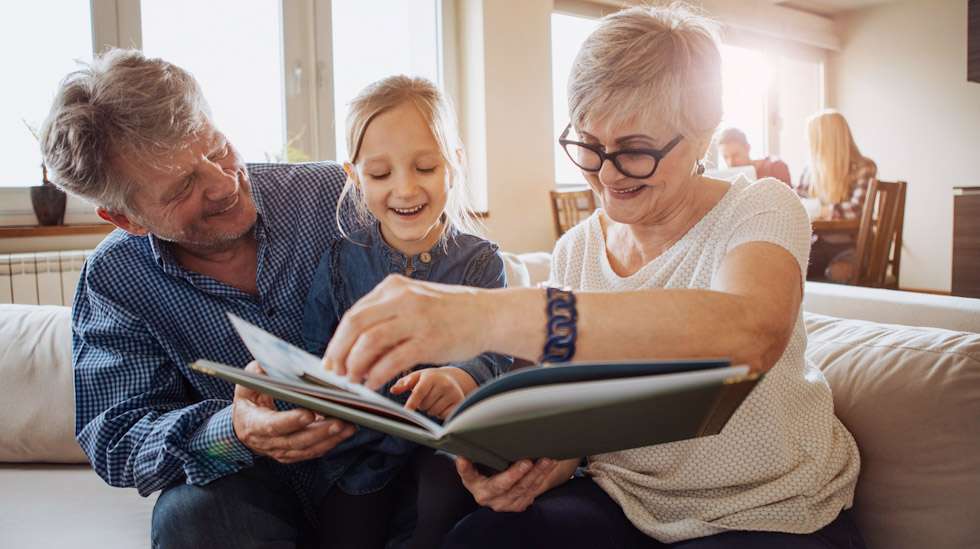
[772,0,899,17]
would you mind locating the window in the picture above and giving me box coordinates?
[718,45,824,182]
[774,55,823,182]
[141,0,286,163]
[550,12,599,187]
[1,2,92,187]
[331,0,442,162]
[719,44,772,162]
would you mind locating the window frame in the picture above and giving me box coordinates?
[1,0,452,225]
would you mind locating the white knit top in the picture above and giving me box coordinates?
[549,177,860,543]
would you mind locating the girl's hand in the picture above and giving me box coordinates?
[322,274,494,389]
[390,367,477,419]
[454,457,580,512]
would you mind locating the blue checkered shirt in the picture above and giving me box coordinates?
[73,162,351,508]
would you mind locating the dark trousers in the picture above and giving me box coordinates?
[442,477,867,549]
[151,450,475,549]
[152,460,318,549]
[808,238,855,282]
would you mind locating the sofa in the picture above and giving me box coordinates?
[1,251,978,549]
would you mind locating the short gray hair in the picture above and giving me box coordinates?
[39,48,212,213]
[568,3,723,142]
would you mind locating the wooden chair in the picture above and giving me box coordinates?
[852,179,907,288]
[550,188,597,237]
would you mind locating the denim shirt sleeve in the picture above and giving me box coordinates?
[73,280,253,497]
[303,241,342,357]
[452,245,514,385]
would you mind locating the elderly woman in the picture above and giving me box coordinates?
[322,5,864,548]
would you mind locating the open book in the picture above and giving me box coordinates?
[189,314,763,471]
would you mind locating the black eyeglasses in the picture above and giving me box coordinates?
[559,124,683,179]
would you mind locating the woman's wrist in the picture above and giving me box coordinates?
[478,287,548,362]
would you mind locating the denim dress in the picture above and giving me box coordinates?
[301,222,513,496]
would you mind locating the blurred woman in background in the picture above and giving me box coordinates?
[796,110,877,282]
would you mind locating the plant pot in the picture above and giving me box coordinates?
[31,180,67,226]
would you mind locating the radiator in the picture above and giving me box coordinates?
[0,251,90,306]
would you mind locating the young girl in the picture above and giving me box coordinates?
[302,76,512,549]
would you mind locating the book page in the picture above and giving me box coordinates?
[226,313,442,433]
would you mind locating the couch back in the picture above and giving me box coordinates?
[2,272,979,548]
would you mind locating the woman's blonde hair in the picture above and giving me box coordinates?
[806,109,864,204]
[336,75,481,240]
[568,3,723,147]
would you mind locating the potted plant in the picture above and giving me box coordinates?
[24,120,66,226]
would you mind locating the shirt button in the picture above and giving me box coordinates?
[419,252,432,264]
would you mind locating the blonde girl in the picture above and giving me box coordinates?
[301,75,510,549]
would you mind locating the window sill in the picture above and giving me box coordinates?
[0,224,114,238]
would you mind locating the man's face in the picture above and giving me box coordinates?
[719,142,751,168]
[111,124,258,252]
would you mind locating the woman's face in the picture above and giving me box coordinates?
[575,114,701,226]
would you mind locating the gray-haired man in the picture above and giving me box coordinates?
[41,49,408,547]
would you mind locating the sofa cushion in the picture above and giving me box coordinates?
[0,464,156,548]
[0,304,87,463]
[805,312,980,549]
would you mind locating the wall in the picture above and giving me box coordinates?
[826,0,980,292]
[458,0,558,253]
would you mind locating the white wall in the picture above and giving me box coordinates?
[458,0,558,253]
[827,0,980,292]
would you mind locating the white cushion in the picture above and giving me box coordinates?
[805,312,980,549]
[0,305,87,463]
[501,251,531,288]
[804,281,980,333]
[515,251,552,287]
[0,465,155,549]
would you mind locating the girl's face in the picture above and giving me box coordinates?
[351,102,450,256]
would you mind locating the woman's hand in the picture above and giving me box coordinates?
[322,274,494,389]
[455,457,579,512]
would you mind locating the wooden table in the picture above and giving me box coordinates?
[811,218,859,235]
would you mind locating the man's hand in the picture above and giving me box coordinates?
[232,362,356,464]
[389,366,477,419]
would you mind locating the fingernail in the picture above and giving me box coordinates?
[520,461,532,472]
[329,423,341,435]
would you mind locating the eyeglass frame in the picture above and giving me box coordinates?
[558,123,684,179]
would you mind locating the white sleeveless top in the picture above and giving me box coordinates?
[549,177,860,543]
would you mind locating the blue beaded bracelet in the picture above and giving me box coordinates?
[540,287,577,363]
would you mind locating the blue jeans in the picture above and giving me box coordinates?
[152,460,312,548]
[442,477,866,549]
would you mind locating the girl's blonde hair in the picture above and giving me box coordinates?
[568,3,723,147]
[336,75,481,240]
[806,109,865,204]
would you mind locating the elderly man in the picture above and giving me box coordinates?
[716,127,792,186]
[40,49,406,548]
